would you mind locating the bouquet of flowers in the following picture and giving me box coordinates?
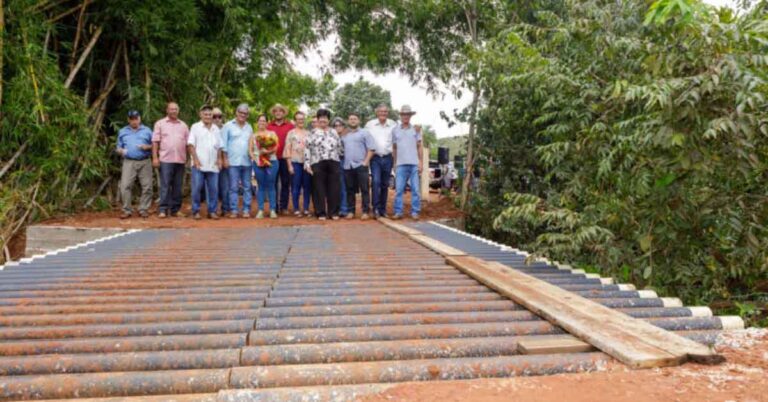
[256,133,278,167]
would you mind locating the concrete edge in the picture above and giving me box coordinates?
[0,229,142,271]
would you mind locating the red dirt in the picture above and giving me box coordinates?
[361,329,768,402]
[40,190,461,229]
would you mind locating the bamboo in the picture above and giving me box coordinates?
[85,177,111,208]
[0,140,30,180]
[144,60,151,119]
[21,26,45,123]
[26,0,68,15]
[88,43,121,116]
[68,0,90,74]
[0,0,4,112]
[64,25,102,89]
[46,0,91,24]
[123,40,132,99]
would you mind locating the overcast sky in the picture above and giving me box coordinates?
[292,0,738,139]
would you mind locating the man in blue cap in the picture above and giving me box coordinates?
[116,110,154,219]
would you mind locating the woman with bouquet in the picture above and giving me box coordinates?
[249,114,280,219]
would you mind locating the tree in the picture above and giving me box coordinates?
[330,78,397,122]
[470,0,768,312]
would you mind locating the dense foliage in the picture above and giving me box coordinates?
[467,0,768,315]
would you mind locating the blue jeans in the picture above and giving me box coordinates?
[218,167,230,214]
[340,159,348,215]
[191,168,218,214]
[370,154,393,215]
[291,162,312,211]
[228,165,252,213]
[394,164,420,216]
[276,159,291,212]
[159,162,184,214]
[253,162,279,212]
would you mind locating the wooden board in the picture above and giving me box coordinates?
[378,218,423,236]
[445,255,723,368]
[517,335,594,355]
[410,234,467,257]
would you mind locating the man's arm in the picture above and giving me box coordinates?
[116,131,126,156]
[188,144,200,169]
[151,123,161,167]
[220,126,230,168]
[392,143,397,168]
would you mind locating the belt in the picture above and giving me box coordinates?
[125,157,150,161]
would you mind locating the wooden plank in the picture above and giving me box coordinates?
[446,255,723,368]
[518,335,594,355]
[421,147,430,201]
[410,234,467,257]
[378,218,423,236]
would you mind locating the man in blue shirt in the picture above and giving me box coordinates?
[341,112,376,219]
[392,105,423,220]
[116,110,154,219]
[220,103,254,218]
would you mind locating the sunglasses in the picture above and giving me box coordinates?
[213,115,222,119]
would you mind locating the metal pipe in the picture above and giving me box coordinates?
[229,353,610,388]
[248,321,562,346]
[255,311,539,330]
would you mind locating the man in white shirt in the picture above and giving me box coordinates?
[187,105,223,220]
[364,103,397,218]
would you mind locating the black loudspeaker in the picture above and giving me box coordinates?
[437,147,450,165]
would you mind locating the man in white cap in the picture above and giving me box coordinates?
[268,104,295,215]
[391,105,423,220]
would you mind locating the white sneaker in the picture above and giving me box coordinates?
[255,211,264,219]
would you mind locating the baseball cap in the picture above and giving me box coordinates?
[127,110,141,118]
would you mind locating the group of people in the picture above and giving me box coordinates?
[116,102,424,221]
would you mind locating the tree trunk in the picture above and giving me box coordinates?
[459,0,479,211]
[460,85,479,210]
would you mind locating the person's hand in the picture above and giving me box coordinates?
[140,144,153,151]
[418,164,423,174]
[152,158,160,168]
[193,159,201,169]
[117,148,126,156]
[305,166,313,175]
[288,165,294,175]
[362,161,370,167]
[222,159,229,169]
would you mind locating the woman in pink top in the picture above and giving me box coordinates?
[284,111,312,217]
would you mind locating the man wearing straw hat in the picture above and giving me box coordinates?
[267,104,295,215]
[392,105,423,220]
